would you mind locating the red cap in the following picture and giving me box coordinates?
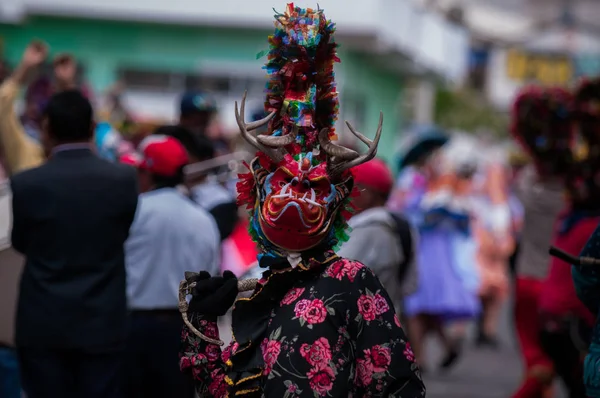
[352,158,394,195]
[119,152,143,167]
[127,135,189,177]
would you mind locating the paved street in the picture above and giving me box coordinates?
[423,320,524,398]
[423,300,567,398]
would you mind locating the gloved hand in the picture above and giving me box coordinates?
[187,271,239,317]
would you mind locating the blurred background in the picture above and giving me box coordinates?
[1,0,598,159]
[2,0,600,397]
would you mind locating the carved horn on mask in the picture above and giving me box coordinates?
[234,91,284,163]
[319,112,384,177]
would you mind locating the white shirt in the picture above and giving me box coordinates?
[125,188,220,310]
[191,178,234,211]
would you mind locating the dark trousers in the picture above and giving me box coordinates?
[0,346,20,398]
[125,310,194,398]
[539,315,590,398]
[18,344,124,398]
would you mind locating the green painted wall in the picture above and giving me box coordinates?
[0,16,403,163]
[0,16,270,90]
[339,51,403,167]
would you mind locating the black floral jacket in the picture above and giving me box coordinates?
[180,254,425,397]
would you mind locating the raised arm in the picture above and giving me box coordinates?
[349,265,425,397]
[0,42,46,175]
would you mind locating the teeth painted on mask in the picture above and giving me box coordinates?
[281,182,290,196]
[310,188,316,202]
[305,199,322,207]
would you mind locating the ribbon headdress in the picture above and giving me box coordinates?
[236,3,383,256]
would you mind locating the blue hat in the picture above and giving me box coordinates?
[180,91,217,114]
[397,125,449,170]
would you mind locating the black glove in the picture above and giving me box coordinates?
[187,271,239,317]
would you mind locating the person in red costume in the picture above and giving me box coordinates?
[509,85,574,398]
[538,212,596,398]
[178,4,425,397]
[539,76,600,398]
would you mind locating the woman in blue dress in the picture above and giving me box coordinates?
[390,130,480,371]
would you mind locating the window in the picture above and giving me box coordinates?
[119,69,177,92]
[117,66,268,125]
[340,94,366,142]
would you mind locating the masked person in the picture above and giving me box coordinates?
[179,4,425,397]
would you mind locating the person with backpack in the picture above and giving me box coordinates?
[337,158,418,314]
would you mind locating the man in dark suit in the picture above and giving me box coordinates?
[10,90,139,398]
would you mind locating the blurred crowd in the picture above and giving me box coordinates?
[1,38,600,398]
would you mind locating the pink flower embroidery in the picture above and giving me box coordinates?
[261,339,282,375]
[326,260,364,282]
[394,313,402,328]
[190,353,207,367]
[192,366,202,379]
[208,370,226,397]
[221,345,232,363]
[346,262,363,282]
[281,287,305,306]
[179,356,191,370]
[300,337,332,367]
[181,328,189,340]
[373,294,390,315]
[302,299,327,325]
[357,294,377,321]
[368,345,392,372]
[294,299,311,318]
[308,364,335,396]
[326,261,345,280]
[203,323,219,339]
[403,342,415,362]
[205,345,221,362]
[355,357,374,387]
